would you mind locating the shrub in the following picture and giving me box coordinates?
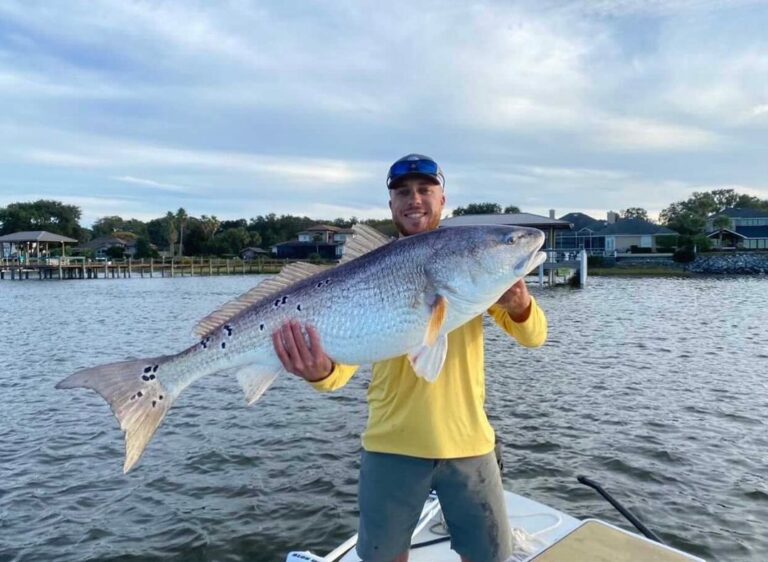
[673,247,696,263]
[587,255,604,267]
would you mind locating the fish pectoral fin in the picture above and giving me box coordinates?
[236,365,284,406]
[424,294,447,347]
[408,334,448,382]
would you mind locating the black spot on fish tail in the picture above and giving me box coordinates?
[221,342,226,349]
[149,374,156,381]
[142,374,150,381]
[143,366,152,374]
[152,365,159,373]
[273,298,280,308]
[152,400,157,408]
[137,391,143,397]
[259,323,265,331]
[316,282,323,288]
[224,324,233,336]
[159,395,164,400]
[296,304,302,311]
[201,339,208,349]
[281,295,288,304]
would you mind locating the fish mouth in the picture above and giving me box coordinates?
[515,250,547,278]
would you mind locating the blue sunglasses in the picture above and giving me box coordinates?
[387,159,443,188]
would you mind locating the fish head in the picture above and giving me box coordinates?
[426,225,546,310]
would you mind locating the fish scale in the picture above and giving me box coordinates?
[57,224,546,472]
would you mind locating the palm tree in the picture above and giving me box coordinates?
[165,212,177,257]
[176,208,188,257]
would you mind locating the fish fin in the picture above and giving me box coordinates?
[424,294,447,346]
[56,355,176,473]
[408,334,448,382]
[194,262,326,338]
[236,364,283,406]
[338,224,393,264]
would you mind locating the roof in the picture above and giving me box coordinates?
[300,224,355,234]
[440,213,573,230]
[558,212,605,232]
[705,228,745,239]
[708,207,768,219]
[0,230,78,243]
[272,241,342,248]
[595,219,677,236]
[735,225,768,239]
[77,235,136,250]
[240,246,269,253]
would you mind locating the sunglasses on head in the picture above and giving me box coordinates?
[387,159,441,187]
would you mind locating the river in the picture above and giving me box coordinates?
[1,275,766,561]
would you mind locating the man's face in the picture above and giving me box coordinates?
[388,177,446,236]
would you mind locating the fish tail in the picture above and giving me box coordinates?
[56,355,177,473]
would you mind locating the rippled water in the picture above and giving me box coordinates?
[1,276,767,561]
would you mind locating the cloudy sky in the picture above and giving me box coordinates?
[1,0,766,227]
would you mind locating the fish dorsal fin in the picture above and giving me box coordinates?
[193,262,326,338]
[339,224,393,264]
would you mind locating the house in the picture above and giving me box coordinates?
[555,212,607,254]
[705,208,768,250]
[239,247,270,261]
[272,224,356,260]
[596,218,677,254]
[76,235,138,258]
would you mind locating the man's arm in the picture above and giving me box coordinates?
[273,320,358,391]
[488,279,547,348]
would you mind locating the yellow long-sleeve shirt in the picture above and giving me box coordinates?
[310,297,547,459]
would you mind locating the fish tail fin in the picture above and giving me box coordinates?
[56,355,177,473]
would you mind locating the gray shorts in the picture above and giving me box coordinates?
[357,450,512,562]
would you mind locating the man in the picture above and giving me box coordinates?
[273,154,547,562]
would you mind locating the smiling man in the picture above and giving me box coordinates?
[273,154,548,562]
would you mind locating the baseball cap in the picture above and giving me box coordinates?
[386,154,445,189]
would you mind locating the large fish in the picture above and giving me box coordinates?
[57,224,546,472]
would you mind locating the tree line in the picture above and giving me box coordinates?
[0,201,398,258]
[1,188,765,257]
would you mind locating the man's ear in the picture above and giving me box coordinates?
[388,200,393,210]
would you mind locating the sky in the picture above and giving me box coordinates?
[1,0,767,227]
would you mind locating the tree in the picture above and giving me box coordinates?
[134,237,158,259]
[621,207,650,222]
[176,207,188,256]
[92,216,125,237]
[452,203,502,216]
[503,205,521,214]
[164,212,177,257]
[0,199,82,239]
[713,215,731,248]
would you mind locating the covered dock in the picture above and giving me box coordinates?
[439,212,586,285]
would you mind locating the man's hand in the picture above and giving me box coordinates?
[496,279,532,323]
[272,321,334,382]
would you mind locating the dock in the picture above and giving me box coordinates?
[0,257,287,281]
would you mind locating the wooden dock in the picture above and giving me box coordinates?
[0,257,289,281]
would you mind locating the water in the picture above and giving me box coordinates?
[1,276,766,561]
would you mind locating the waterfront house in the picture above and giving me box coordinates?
[76,235,138,258]
[596,218,678,254]
[556,212,677,254]
[272,224,356,260]
[239,246,270,261]
[705,207,768,250]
